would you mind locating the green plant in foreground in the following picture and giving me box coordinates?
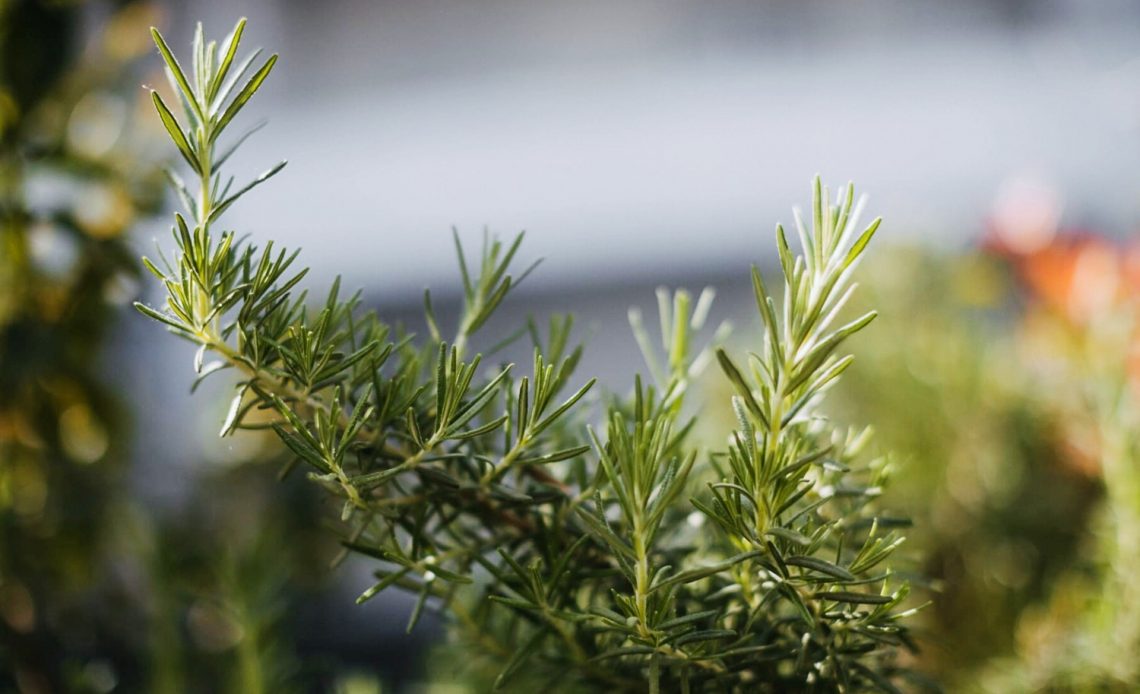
[136,18,923,691]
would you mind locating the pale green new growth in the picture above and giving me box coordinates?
[137,19,921,692]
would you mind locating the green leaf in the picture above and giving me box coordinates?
[844,217,882,269]
[650,550,763,594]
[214,119,267,168]
[750,266,780,340]
[356,567,412,605]
[516,444,591,467]
[208,17,248,102]
[716,351,766,427]
[674,629,735,647]
[779,583,815,627]
[775,223,795,281]
[150,91,199,173]
[406,407,424,448]
[444,364,513,435]
[813,591,892,605]
[213,53,278,139]
[150,27,202,120]
[466,276,512,334]
[406,584,431,633]
[133,301,189,333]
[211,48,262,113]
[765,527,812,547]
[531,378,596,437]
[493,629,546,690]
[659,609,719,631]
[590,645,655,661]
[423,289,442,343]
[162,168,196,217]
[219,385,249,437]
[452,228,474,300]
[785,556,856,582]
[451,414,508,441]
[208,160,287,223]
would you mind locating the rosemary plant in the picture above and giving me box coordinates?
[137,19,922,691]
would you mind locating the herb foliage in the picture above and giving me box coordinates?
[136,19,922,692]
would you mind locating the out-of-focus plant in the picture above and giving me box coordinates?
[136,18,924,692]
[1,5,332,692]
[973,229,1140,690]
[0,1,167,689]
[825,189,1140,691]
[143,459,337,694]
[827,245,1099,685]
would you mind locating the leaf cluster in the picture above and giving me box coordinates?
[137,19,924,692]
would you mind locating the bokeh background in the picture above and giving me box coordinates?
[4,0,1140,691]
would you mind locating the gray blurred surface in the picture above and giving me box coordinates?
[138,0,1140,299]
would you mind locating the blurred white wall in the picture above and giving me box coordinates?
[146,0,1140,299]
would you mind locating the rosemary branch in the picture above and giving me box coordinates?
[136,18,922,692]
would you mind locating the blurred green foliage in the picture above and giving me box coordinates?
[0,1,165,689]
[0,4,340,692]
[830,247,1098,679]
[830,242,1140,691]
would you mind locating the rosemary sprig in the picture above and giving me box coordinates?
[136,18,922,691]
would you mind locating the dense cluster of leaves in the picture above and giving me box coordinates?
[137,19,923,691]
